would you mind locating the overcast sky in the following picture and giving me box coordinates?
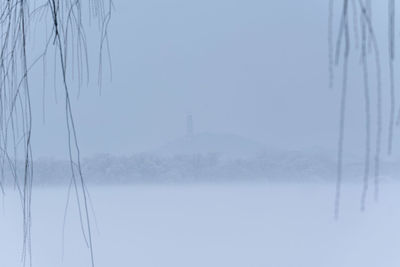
[27,0,399,160]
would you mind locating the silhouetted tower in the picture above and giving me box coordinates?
[186,114,193,138]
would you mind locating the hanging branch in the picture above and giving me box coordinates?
[334,0,350,220]
[387,0,395,155]
[360,6,371,211]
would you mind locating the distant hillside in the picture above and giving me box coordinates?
[156,133,268,159]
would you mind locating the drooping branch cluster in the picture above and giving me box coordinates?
[0,0,112,266]
[330,0,393,219]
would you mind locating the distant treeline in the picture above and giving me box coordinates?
[2,152,399,185]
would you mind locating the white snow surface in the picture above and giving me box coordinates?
[0,182,399,267]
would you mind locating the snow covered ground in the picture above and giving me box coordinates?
[0,182,399,267]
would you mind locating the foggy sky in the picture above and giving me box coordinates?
[28,0,399,160]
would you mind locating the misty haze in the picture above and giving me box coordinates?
[0,1,399,267]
